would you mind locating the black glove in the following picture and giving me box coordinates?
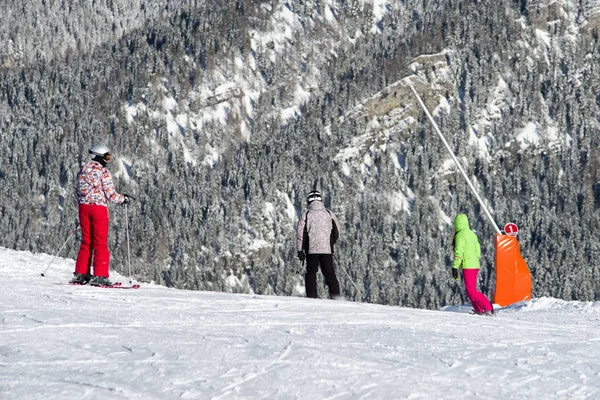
[451,268,459,280]
[297,250,306,262]
[123,194,135,205]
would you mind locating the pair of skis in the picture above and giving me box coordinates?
[61,281,140,289]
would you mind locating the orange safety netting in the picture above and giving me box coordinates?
[493,234,532,307]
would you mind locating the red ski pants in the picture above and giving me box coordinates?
[462,269,493,314]
[75,204,110,277]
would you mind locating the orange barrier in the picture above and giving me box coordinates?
[493,234,532,307]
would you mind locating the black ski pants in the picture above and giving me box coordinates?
[305,254,340,299]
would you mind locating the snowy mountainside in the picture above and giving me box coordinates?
[527,0,600,33]
[0,0,174,67]
[122,0,404,168]
[334,51,453,178]
[3,247,600,399]
[335,0,600,178]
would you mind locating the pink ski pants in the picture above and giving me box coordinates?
[462,269,493,314]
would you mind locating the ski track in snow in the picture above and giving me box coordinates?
[2,247,600,399]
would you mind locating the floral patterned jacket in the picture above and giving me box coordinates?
[76,161,125,206]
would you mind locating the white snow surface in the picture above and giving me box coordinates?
[3,247,600,399]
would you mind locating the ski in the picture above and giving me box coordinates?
[95,283,140,289]
[469,309,496,317]
[58,282,140,289]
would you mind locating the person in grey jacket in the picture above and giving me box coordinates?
[296,190,341,299]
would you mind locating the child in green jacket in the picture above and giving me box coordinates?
[452,214,494,315]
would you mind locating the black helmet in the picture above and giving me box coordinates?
[307,190,322,204]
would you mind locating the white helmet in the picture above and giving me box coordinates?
[89,144,111,161]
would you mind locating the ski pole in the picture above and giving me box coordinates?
[334,254,365,301]
[125,202,132,283]
[40,225,78,277]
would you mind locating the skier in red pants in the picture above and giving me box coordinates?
[71,144,132,286]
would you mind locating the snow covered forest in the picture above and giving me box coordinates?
[1,0,599,308]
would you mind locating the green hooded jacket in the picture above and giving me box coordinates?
[452,214,481,270]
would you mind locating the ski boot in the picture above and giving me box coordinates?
[484,308,496,317]
[89,276,113,287]
[70,273,91,285]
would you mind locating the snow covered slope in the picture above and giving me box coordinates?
[2,247,600,399]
